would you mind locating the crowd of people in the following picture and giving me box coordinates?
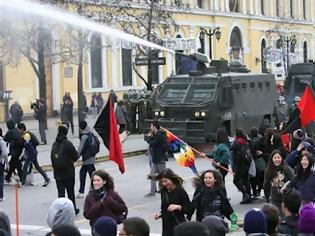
[0,95,314,235]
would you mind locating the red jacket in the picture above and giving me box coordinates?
[83,190,127,226]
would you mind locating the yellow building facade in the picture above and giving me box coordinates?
[1,0,315,114]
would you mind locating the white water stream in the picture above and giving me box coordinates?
[0,0,173,53]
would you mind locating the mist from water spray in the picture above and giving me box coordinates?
[0,0,173,53]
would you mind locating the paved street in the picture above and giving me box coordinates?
[0,115,267,236]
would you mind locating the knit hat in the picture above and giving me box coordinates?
[174,221,210,236]
[298,203,315,234]
[202,215,229,236]
[0,211,11,236]
[47,198,75,229]
[244,208,267,234]
[79,121,87,131]
[93,216,117,236]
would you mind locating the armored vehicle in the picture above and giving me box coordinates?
[148,60,278,144]
[285,62,315,105]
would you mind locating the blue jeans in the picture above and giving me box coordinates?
[0,163,4,198]
[79,164,95,194]
[22,154,49,183]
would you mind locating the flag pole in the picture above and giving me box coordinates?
[161,126,235,175]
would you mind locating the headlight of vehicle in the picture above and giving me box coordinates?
[160,111,165,117]
[201,112,206,117]
[154,111,159,116]
[195,111,200,117]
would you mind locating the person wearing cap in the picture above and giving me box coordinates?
[202,215,229,236]
[76,121,96,199]
[93,216,117,236]
[51,125,79,215]
[243,208,268,236]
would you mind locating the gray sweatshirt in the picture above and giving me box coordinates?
[77,127,95,165]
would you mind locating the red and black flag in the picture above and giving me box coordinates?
[283,85,315,134]
[94,98,125,174]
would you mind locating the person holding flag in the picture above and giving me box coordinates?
[145,121,167,197]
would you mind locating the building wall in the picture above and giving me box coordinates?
[3,0,315,114]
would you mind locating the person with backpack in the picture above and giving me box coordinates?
[145,121,167,197]
[0,128,9,201]
[230,128,252,204]
[76,121,99,199]
[17,123,50,187]
[9,101,23,125]
[51,125,79,215]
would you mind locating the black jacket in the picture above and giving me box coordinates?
[147,130,167,164]
[4,121,24,157]
[51,133,78,180]
[160,186,192,236]
[189,185,233,222]
[278,215,299,236]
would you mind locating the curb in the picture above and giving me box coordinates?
[40,149,147,173]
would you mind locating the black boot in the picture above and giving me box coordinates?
[240,193,252,204]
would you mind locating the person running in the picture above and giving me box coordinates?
[189,169,233,222]
[76,121,96,198]
[51,125,79,215]
[4,120,24,183]
[0,128,8,201]
[18,123,50,187]
[145,121,167,197]
[83,170,127,227]
[230,128,252,204]
[155,168,192,236]
[264,149,294,218]
[210,129,230,183]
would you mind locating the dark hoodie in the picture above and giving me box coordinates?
[278,215,299,236]
[231,136,251,169]
[147,130,167,164]
[0,211,11,236]
[51,129,78,180]
[4,120,24,157]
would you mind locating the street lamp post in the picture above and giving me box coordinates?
[200,27,221,60]
[279,35,297,75]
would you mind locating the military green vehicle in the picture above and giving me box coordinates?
[148,59,278,143]
[285,62,315,105]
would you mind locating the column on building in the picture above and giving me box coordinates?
[111,42,119,88]
[310,0,315,21]
[248,0,254,15]
[51,34,61,112]
[101,37,108,88]
[224,0,229,12]
[212,0,218,11]
[254,0,259,15]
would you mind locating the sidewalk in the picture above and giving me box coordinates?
[0,115,148,169]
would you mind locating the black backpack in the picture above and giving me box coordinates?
[234,143,252,164]
[51,141,67,171]
[87,133,100,157]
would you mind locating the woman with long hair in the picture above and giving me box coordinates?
[155,168,192,236]
[83,170,127,229]
[264,149,295,217]
[290,151,315,204]
[189,169,233,222]
[211,129,230,183]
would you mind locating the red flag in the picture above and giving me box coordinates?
[297,85,315,127]
[94,98,125,173]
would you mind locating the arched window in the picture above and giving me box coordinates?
[303,0,306,19]
[261,39,267,73]
[290,41,295,53]
[197,0,203,8]
[303,41,308,62]
[276,39,282,49]
[151,50,160,85]
[230,27,242,60]
[122,48,132,86]
[276,0,280,17]
[229,0,239,12]
[90,34,102,88]
[261,0,265,15]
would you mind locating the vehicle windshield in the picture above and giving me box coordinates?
[293,76,310,94]
[158,83,216,104]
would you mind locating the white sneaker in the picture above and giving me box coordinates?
[76,193,84,198]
